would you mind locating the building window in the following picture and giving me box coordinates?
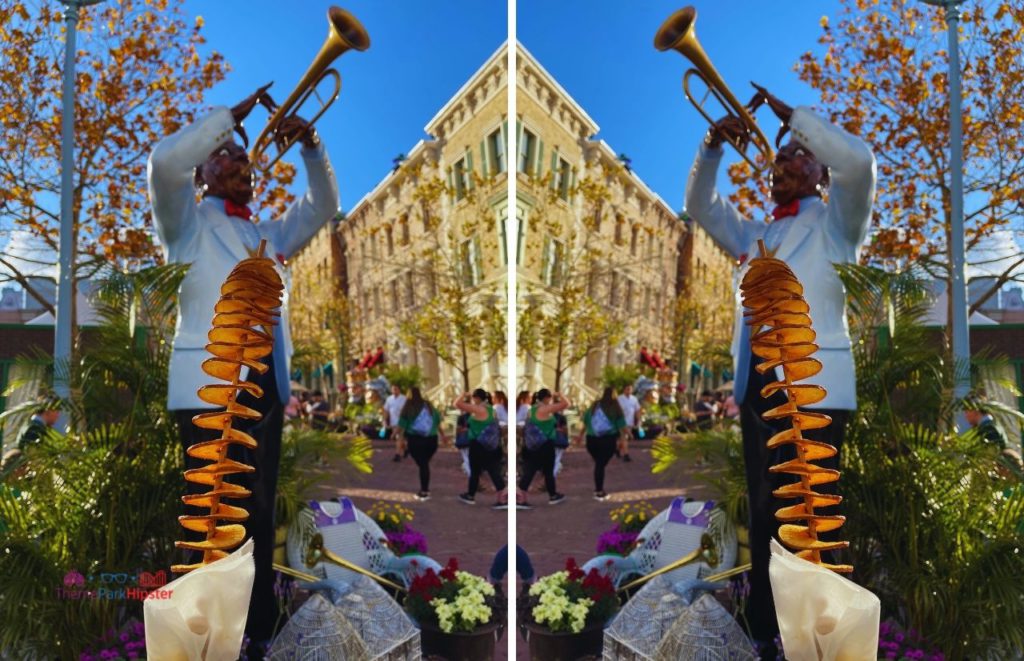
[499,213,509,265]
[614,216,624,244]
[460,237,482,287]
[517,204,528,265]
[373,290,381,319]
[610,272,619,305]
[404,271,414,307]
[390,279,399,312]
[488,128,506,174]
[630,226,639,256]
[518,128,537,175]
[555,157,571,200]
[644,286,652,314]
[362,292,371,321]
[541,237,563,287]
[386,226,394,256]
[453,157,469,200]
[401,215,410,245]
[625,280,634,313]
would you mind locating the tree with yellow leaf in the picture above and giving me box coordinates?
[729,0,1024,325]
[0,0,294,315]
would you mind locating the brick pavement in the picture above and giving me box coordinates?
[310,437,709,660]
[312,441,513,659]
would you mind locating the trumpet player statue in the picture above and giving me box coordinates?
[148,84,339,655]
[683,85,874,656]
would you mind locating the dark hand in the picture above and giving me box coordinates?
[706,114,748,150]
[230,83,274,148]
[274,115,319,150]
[750,83,793,148]
[231,83,274,125]
[749,83,792,123]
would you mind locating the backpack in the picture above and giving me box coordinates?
[523,421,550,451]
[409,405,434,437]
[475,420,501,451]
[454,413,470,449]
[590,406,616,436]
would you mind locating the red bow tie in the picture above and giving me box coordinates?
[224,200,253,221]
[771,199,800,222]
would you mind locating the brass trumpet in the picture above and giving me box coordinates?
[655,7,775,171]
[303,533,406,593]
[250,6,369,171]
[617,533,720,594]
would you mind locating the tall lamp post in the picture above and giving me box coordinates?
[54,0,103,403]
[921,0,970,412]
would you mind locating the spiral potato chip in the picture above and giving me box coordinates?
[172,241,284,573]
[740,240,852,573]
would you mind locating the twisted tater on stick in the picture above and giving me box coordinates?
[739,240,852,573]
[172,240,284,573]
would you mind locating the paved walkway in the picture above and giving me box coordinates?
[310,436,708,660]
[313,440,512,659]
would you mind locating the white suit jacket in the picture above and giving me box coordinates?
[148,107,340,411]
[684,107,875,410]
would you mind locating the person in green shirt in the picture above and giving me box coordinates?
[519,389,571,506]
[576,387,626,501]
[397,387,448,501]
[455,389,505,505]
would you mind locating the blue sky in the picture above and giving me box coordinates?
[518,0,847,211]
[180,0,506,210]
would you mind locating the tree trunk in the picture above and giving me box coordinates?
[554,338,565,391]
[461,336,470,392]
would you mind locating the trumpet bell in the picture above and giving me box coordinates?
[328,6,370,53]
[655,6,774,171]
[653,6,696,53]
[250,6,369,172]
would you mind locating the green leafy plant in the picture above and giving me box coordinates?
[651,427,749,529]
[0,263,376,658]
[601,365,639,392]
[384,364,423,392]
[836,264,1024,658]
[275,427,373,527]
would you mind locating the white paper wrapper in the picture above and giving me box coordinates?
[144,538,255,661]
[769,538,879,661]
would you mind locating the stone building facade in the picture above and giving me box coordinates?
[515,44,735,399]
[291,44,510,399]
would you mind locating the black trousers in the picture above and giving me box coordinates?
[468,442,505,496]
[406,433,438,492]
[740,354,848,643]
[518,442,557,497]
[174,356,284,645]
[586,434,619,491]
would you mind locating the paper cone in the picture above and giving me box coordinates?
[144,538,255,661]
[769,538,879,661]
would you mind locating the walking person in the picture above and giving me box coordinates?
[579,388,627,500]
[398,387,446,501]
[494,391,509,429]
[455,389,505,505]
[519,389,569,505]
[383,383,408,463]
[617,383,641,462]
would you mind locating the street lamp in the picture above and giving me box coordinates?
[54,0,103,404]
[921,0,970,413]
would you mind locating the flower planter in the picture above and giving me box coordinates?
[523,622,604,661]
[419,621,500,661]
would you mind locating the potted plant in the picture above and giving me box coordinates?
[596,501,657,556]
[520,558,620,661]
[404,558,501,661]
[367,502,429,557]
